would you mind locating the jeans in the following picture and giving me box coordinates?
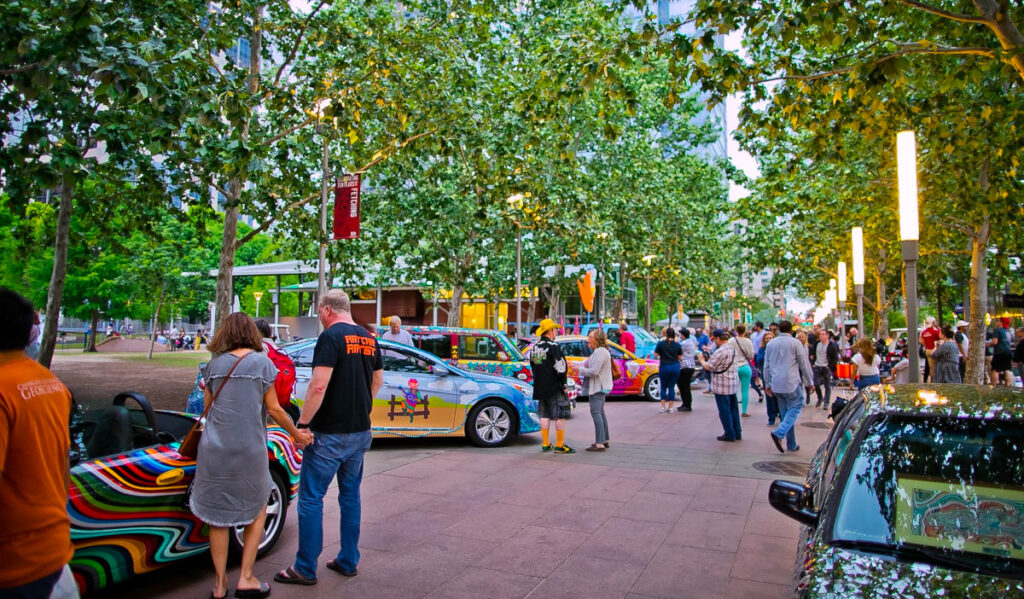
[714,393,741,440]
[812,365,832,407]
[772,390,803,451]
[589,392,609,444]
[855,374,881,390]
[660,362,680,402]
[677,367,695,408]
[765,392,779,425]
[737,364,752,414]
[295,429,373,578]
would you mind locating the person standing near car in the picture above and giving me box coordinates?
[988,317,1015,387]
[618,322,636,354]
[529,319,574,454]
[654,328,683,413]
[276,290,383,585]
[192,312,311,599]
[579,328,612,451]
[698,329,742,442]
[764,320,814,453]
[0,289,79,599]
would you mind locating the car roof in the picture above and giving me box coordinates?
[861,384,1024,419]
[407,326,512,336]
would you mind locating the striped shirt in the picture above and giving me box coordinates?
[707,344,739,395]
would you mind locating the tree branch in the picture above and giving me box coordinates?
[354,129,436,173]
[920,248,972,255]
[0,62,43,76]
[272,0,330,88]
[213,182,230,199]
[267,115,317,145]
[894,0,990,24]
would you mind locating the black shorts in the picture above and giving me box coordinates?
[992,353,1012,372]
[538,395,571,420]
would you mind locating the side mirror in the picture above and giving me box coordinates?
[431,365,450,377]
[768,480,819,527]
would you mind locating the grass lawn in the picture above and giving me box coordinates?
[120,352,211,368]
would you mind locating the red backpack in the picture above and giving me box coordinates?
[266,344,296,408]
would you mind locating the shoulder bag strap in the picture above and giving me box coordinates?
[200,353,248,419]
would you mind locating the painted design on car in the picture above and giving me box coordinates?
[405,326,533,382]
[523,336,661,399]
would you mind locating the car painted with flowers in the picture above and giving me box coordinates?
[769,384,1024,598]
[188,339,539,447]
[523,335,661,401]
[579,323,659,359]
[69,392,300,594]
[402,326,533,382]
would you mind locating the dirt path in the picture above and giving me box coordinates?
[50,353,197,412]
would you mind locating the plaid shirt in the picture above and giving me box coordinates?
[708,344,739,395]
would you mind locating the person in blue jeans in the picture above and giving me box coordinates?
[763,321,814,453]
[698,329,742,442]
[654,328,683,413]
[276,290,384,586]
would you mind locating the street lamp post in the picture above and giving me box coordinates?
[641,254,657,331]
[852,227,865,337]
[837,262,847,336]
[830,278,837,331]
[253,291,263,318]
[507,193,526,339]
[314,99,332,331]
[897,130,921,383]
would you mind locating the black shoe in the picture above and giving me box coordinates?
[770,433,785,453]
[790,446,800,452]
[814,400,822,408]
[679,406,692,412]
[805,397,810,405]
[716,435,735,442]
[735,436,742,441]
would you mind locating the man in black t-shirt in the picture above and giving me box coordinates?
[277,289,383,586]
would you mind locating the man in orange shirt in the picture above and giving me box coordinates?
[0,288,77,598]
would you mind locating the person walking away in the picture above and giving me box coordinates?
[764,321,814,453]
[529,319,574,453]
[276,290,382,585]
[920,317,940,383]
[812,330,839,410]
[618,322,636,354]
[255,318,299,423]
[757,332,779,426]
[698,329,741,442]
[931,326,962,384]
[578,329,612,451]
[988,317,1015,386]
[192,313,311,599]
[0,289,79,599]
[654,328,683,413]
[728,325,755,417]
[851,337,882,390]
[795,331,811,404]
[750,322,766,354]
[954,320,970,382]
[676,328,698,412]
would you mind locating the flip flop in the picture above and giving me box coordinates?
[274,566,317,586]
[233,582,271,598]
[326,559,358,577]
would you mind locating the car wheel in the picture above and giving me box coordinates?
[466,400,515,447]
[230,468,287,558]
[643,374,660,401]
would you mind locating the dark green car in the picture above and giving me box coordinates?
[770,384,1024,597]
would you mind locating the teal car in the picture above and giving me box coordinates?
[770,384,1024,597]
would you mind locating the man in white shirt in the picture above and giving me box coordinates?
[382,316,414,358]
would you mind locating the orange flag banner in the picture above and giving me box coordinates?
[578,271,595,313]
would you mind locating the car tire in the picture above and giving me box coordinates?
[230,468,287,558]
[643,374,660,401]
[466,399,516,447]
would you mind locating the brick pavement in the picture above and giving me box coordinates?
[114,388,849,598]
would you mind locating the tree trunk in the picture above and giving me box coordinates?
[214,186,240,330]
[86,309,100,352]
[447,284,465,326]
[38,177,74,368]
[965,217,990,385]
[148,285,166,359]
[526,280,537,325]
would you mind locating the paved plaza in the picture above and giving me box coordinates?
[110,390,842,598]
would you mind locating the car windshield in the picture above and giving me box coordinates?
[631,327,657,343]
[832,414,1024,576]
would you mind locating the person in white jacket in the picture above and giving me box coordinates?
[579,328,613,451]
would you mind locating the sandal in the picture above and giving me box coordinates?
[274,566,317,586]
[233,582,271,598]
[326,559,358,577]
[586,444,606,452]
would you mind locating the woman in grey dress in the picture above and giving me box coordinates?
[932,326,962,384]
[191,313,312,599]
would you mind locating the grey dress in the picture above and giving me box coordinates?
[189,351,278,527]
[932,341,962,384]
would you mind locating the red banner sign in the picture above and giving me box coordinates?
[333,173,361,239]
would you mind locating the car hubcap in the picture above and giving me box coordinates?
[647,376,659,397]
[476,406,511,443]
[235,480,283,551]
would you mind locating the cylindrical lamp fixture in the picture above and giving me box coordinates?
[851,228,865,285]
[897,131,920,242]
[837,262,848,303]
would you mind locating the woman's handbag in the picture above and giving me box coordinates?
[178,353,247,459]
[611,359,622,380]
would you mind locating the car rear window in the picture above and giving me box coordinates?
[414,333,451,360]
[832,413,1024,574]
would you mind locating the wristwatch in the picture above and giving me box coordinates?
[296,422,310,429]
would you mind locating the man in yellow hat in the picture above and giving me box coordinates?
[529,318,574,453]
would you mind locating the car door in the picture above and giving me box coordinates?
[372,346,461,435]
[285,342,315,400]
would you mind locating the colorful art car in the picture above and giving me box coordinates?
[524,335,661,401]
[770,385,1024,597]
[578,323,659,359]
[69,392,300,594]
[403,326,533,382]
[188,339,539,447]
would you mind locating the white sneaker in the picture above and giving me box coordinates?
[659,407,667,413]
[668,407,676,413]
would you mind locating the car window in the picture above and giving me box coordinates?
[822,398,866,487]
[288,344,315,367]
[560,341,591,358]
[414,333,452,360]
[831,414,1024,575]
[459,335,501,360]
[608,345,624,359]
[606,328,622,344]
[382,348,433,374]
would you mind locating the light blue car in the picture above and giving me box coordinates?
[579,323,659,359]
